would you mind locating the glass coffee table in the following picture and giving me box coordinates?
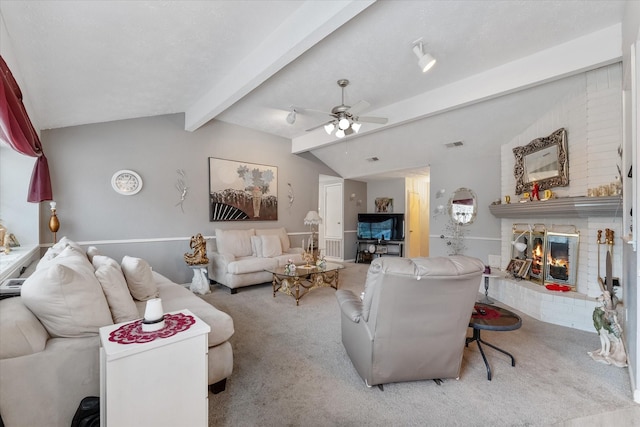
[466,303,522,381]
[267,262,343,306]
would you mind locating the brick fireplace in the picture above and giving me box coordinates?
[489,196,623,331]
[489,64,624,331]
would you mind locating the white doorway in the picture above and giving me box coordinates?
[319,175,344,260]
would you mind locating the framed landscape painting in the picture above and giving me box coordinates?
[209,157,278,221]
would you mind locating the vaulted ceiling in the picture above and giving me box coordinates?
[0,1,627,179]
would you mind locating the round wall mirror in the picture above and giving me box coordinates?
[448,187,477,225]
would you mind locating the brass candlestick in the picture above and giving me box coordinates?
[49,201,60,243]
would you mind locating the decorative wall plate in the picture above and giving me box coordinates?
[111,170,143,195]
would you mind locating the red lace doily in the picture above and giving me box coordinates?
[472,305,501,320]
[108,312,196,344]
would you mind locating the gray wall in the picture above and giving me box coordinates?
[428,145,502,263]
[366,179,405,214]
[40,114,337,283]
[343,179,367,260]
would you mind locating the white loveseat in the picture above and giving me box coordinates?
[0,238,234,427]
[208,228,303,293]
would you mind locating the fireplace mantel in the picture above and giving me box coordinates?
[489,196,622,218]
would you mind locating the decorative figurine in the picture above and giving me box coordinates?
[284,259,297,275]
[532,181,540,201]
[588,290,627,367]
[184,233,208,266]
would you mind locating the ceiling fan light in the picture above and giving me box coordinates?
[338,117,350,130]
[324,123,335,134]
[351,122,361,133]
[335,129,345,138]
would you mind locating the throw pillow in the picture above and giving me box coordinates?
[250,235,263,257]
[21,258,114,338]
[256,227,290,252]
[36,237,84,270]
[92,255,121,271]
[215,228,255,257]
[86,246,100,263]
[36,245,93,272]
[260,234,282,258]
[94,263,140,323]
[121,256,159,301]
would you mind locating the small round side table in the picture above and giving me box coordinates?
[188,264,210,295]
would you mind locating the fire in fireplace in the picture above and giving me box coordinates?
[547,241,569,281]
[543,229,579,289]
[510,224,579,290]
[529,225,547,283]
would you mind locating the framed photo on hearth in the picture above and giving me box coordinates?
[208,157,278,221]
[506,259,526,278]
[518,259,533,279]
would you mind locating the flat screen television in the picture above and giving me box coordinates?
[357,213,405,241]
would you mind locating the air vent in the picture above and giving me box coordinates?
[366,156,379,162]
[445,141,464,148]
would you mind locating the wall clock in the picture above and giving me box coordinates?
[111,170,143,195]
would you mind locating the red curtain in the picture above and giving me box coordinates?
[0,55,52,202]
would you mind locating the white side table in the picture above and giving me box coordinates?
[480,273,499,304]
[100,309,210,427]
[188,264,210,295]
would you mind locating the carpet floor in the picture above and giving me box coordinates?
[203,262,639,426]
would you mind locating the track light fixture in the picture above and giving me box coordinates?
[412,41,436,73]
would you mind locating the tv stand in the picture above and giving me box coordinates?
[356,240,404,263]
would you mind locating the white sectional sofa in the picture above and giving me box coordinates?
[0,237,234,427]
[208,227,304,293]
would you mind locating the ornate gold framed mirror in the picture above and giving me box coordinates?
[513,128,568,195]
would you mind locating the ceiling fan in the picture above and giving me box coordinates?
[305,79,388,138]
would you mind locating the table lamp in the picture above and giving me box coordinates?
[49,201,60,243]
[303,210,322,262]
